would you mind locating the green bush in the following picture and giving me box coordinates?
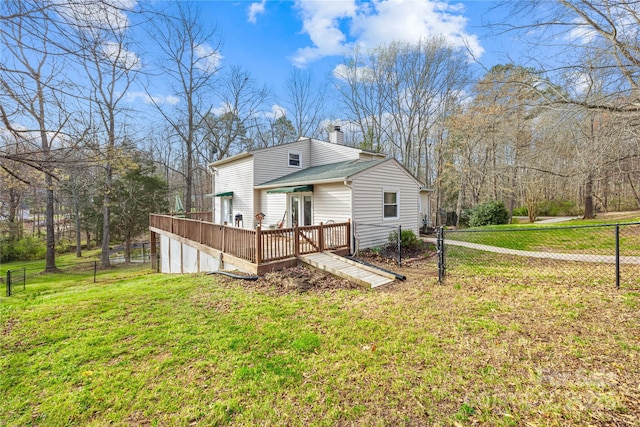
[388,229,422,251]
[537,199,577,216]
[0,237,47,262]
[468,201,509,227]
[512,206,528,216]
[55,238,74,255]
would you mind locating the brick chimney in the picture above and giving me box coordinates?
[329,125,344,145]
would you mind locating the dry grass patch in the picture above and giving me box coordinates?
[1,257,639,426]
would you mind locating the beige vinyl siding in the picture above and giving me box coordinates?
[312,183,352,224]
[351,161,420,249]
[253,139,311,185]
[309,139,363,167]
[214,156,254,229]
[259,191,287,228]
[358,152,384,161]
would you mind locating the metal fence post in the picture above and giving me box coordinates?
[94,261,97,284]
[21,268,25,291]
[397,225,402,266]
[6,270,10,297]
[437,227,445,283]
[615,224,620,289]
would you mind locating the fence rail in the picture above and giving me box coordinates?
[436,222,640,288]
[150,214,350,266]
[5,268,25,296]
[3,260,142,297]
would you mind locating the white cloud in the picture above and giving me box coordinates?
[211,102,233,116]
[332,63,374,82]
[266,104,287,120]
[126,92,179,106]
[54,0,137,33]
[102,41,140,70]
[248,0,267,23]
[194,43,223,74]
[292,0,483,66]
[292,0,358,66]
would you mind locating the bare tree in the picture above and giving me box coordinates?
[0,0,79,272]
[147,1,222,213]
[284,68,326,139]
[336,37,470,179]
[70,3,141,267]
[200,66,270,159]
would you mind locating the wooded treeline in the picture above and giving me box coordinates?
[2,0,639,268]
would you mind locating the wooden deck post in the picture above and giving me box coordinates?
[221,224,226,253]
[294,224,300,257]
[347,218,352,254]
[319,222,324,252]
[255,225,262,265]
[150,231,157,271]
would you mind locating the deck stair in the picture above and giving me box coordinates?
[298,252,395,288]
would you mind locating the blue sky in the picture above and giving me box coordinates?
[134,1,521,116]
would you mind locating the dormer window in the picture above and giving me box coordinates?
[288,151,301,168]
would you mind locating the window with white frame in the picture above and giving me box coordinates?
[383,190,399,219]
[288,151,301,167]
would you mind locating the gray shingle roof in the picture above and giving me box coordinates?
[258,159,387,187]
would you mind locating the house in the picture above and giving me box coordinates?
[209,127,430,250]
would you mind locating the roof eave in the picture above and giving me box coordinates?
[208,152,252,167]
[255,177,345,189]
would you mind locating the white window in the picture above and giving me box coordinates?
[383,190,399,219]
[288,151,301,168]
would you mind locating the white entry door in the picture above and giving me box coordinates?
[289,193,312,226]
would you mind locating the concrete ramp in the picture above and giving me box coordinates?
[299,252,395,288]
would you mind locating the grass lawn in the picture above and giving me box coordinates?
[1,258,639,425]
[444,219,640,255]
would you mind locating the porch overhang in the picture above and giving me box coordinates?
[266,185,314,194]
[214,191,233,197]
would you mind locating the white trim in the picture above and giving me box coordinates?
[288,191,313,226]
[288,150,302,168]
[382,188,400,220]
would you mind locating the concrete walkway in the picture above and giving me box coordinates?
[422,237,640,265]
[534,216,582,224]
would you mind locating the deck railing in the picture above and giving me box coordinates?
[150,214,350,265]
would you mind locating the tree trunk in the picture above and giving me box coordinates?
[74,195,82,257]
[185,140,193,213]
[626,174,640,208]
[583,174,595,219]
[455,171,466,228]
[124,233,131,264]
[44,173,57,272]
[101,163,112,267]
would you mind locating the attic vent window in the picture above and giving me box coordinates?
[288,151,301,168]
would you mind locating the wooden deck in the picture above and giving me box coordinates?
[149,214,351,275]
[299,252,395,288]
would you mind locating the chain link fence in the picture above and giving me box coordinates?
[434,222,640,289]
[3,257,152,297]
[353,222,403,265]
